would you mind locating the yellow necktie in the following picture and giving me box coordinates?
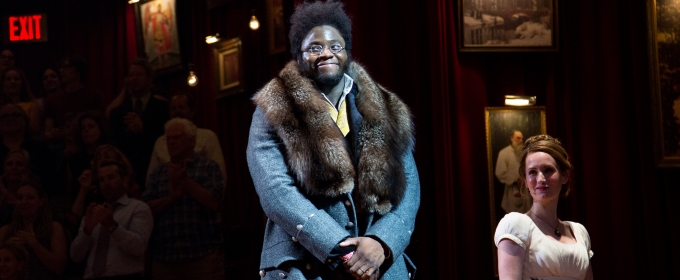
[327,100,350,136]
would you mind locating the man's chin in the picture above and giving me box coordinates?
[314,73,343,88]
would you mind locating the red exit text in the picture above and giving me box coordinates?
[7,14,48,42]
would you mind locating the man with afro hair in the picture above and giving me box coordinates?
[247,0,420,279]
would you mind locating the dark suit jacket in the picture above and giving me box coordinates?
[110,94,169,188]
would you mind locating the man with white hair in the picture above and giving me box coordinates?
[146,94,226,184]
[143,118,224,280]
[495,130,531,213]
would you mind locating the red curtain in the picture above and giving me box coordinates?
[422,0,680,278]
[47,0,675,278]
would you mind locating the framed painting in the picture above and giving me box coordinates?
[458,0,558,52]
[213,37,244,98]
[648,0,680,167]
[267,0,286,54]
[485,106,546,275]
[133,0,182,75]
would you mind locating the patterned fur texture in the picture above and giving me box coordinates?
[253,61,414,214]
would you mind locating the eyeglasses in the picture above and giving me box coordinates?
[302,44,345,56]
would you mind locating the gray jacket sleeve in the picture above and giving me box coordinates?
[365,149,420,262]
[246,107,350,262]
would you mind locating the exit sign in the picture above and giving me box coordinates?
[6,14,48,43]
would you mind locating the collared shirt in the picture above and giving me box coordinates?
[320,73,354,110]
[131,92,151,112]
[70,195,154,279]
[146,128,226,185]
[143,153,224,262]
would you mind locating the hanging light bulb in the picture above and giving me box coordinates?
[187,64,198,87]
[249,14,260,30]
[128,0,139,3]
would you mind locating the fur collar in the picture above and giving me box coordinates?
[253,61,414,214]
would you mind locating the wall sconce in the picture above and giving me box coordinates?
[249,10,260,30]
[187,63,198,87]
[128,0,139,4]
[505,95,536,106]
[205,33,220,44]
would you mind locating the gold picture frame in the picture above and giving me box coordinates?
[647,0,680,167]
[485,106,546,275]
[267,0,286,55]
[213,37,244,99]
[134,0,182,75]
[458,0,558,52]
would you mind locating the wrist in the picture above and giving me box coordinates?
[107,222,118,233]
[367,236,391,259]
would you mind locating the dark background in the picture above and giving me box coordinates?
[2,0,678,279]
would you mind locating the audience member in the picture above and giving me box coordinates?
[1,67,40,136]
[70,162,153,280]
[147,94,225,184]
[36,67,62,119]
[1,148,37,199]
[67,145,138,231]
[64,111,109,194]
[43,55,104,142]
[0,49,15,73]
[64,144,135,280]
[1,149,38,228]
[0,104,56,194]
[0,242,29,280]
[0,180,67,279]
[110,58,169,190]
[144,118,224,280]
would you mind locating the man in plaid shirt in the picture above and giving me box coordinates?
[143,118,224,280]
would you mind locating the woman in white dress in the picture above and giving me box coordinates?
[495,135,593,280]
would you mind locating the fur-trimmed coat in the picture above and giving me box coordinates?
[247,61,420,279]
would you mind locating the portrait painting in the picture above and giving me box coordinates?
[213,37,244,98]
[267,0,286,54]
[485,106,546,274]
[135,0,182,74]
[458,0,558,52]
[648,0,680,167]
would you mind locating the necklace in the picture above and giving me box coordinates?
[530,210,561,237]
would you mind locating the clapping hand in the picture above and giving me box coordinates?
[340,237,385,280]
[123,112,143,134]
[83,203,115,235]
[8,224,38,248]
[167,161,188,182]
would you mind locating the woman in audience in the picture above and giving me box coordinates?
[0,49,15,75]
[0,149,35,204]
[0,241,28,280]
[64,111,109,196]
[0,180,67,279]
[495,135,593,280]
[36,68,62,124]
[0,149,39,228]
[0,68,40,136]
[0,104,57,204]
